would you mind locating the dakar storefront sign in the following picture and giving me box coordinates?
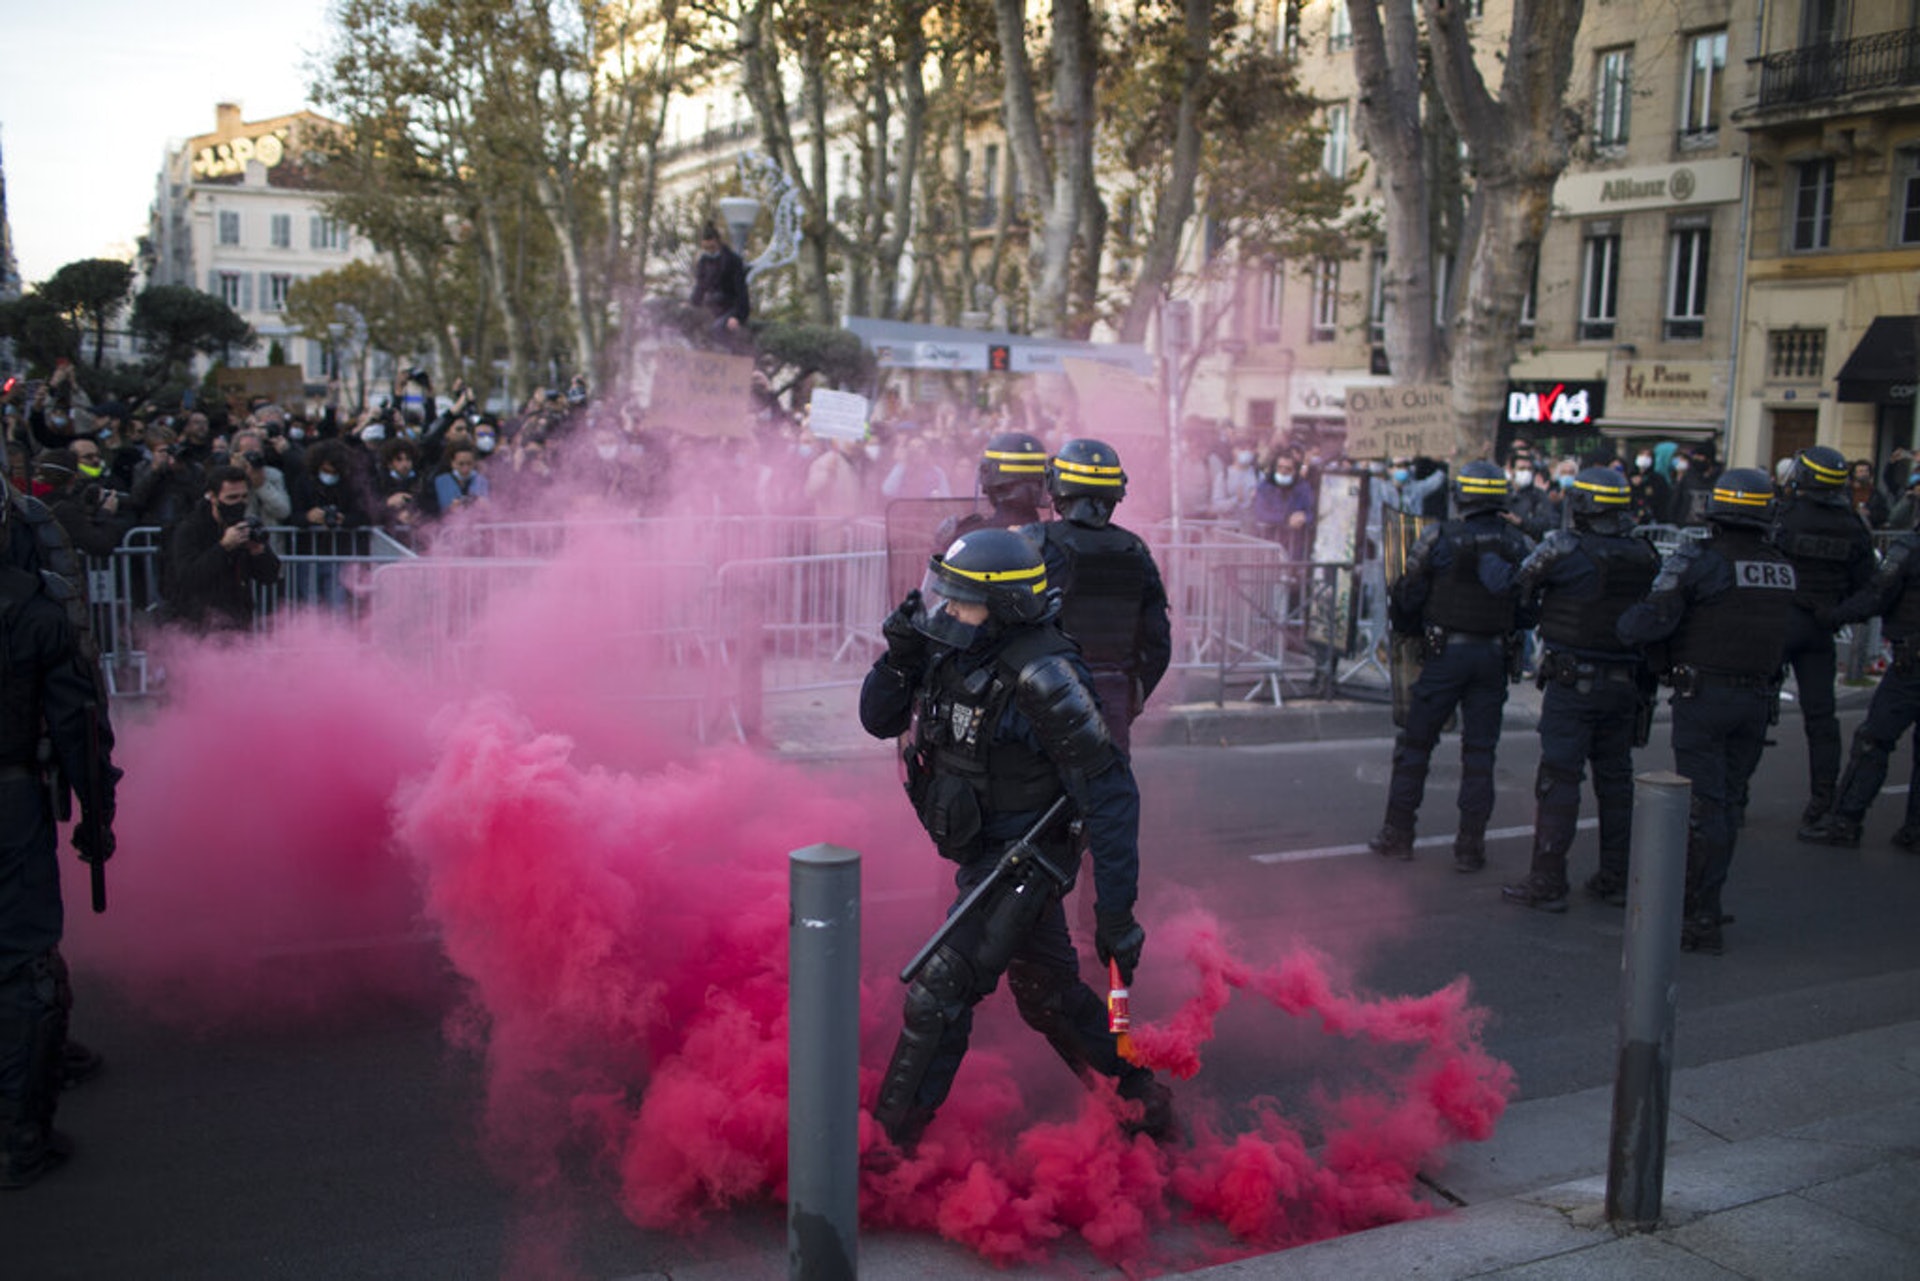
[1344,384,1453,459]
[1607,360,1729,421]
[1505,380,1604,428]
[192,130,289,179]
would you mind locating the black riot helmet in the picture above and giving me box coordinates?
[977,432,1050,512]
[1706,467,1777,529]
[925,528,1052,630]
[1452,459,1511,514]
[1568,466,1633,532]
[1790,445,1849,499]
[1048,437,1126,527]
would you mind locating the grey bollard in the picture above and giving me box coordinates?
[1606,771,1691,1229]
[789,844,861,1280]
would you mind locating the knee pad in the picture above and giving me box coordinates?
[903,946,973,1034]
[1535,762,1582,797]
[1006,960,1071,1025]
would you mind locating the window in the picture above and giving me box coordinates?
[1595,47,1632,147]
[1792,158,1835,251]
[1518,261,1539,336]
[1680,30,1727,140]
[1897,150,1920,245]
[218,210,241,246]
[1580,228,1620,340]
[267,273,294,311]
[1310,259,1340,341]
[216,271,243,309]
[1666,225,1710,340]
[1258,262,1284,338]
[1768,328,1826,380]
[270,214,291,249]
[1323,103,1350,179]
[1328,0,1352,52]
[309,216,348,251]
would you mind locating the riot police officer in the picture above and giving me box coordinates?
[1369,460,1534,871]
[1019,438,1171,753]
[1502,469,1660,912]
[860,528,1171,1150]
[1,490,119,1188]
[931,431,1050,547]
[1618,468,1797,955]
[1797,507,1920,849]
[1772,446,1877,825]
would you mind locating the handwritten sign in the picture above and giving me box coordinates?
[807,388,870,441]
[645,350,753,439]
[1344,383,1453,459]
[219,365,307,417]
[1061,357,1164,436]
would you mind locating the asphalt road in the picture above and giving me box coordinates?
[6,705,1917,1279]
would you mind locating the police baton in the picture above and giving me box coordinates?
[899,795,1072,984]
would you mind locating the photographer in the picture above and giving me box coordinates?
[32,448,131,559]
[163,465,281,632]
[126,422,205,529]
[227,428,292,527]
[373,439,426,534]
[294,440,374,533]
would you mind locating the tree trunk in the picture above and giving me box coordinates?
[1349,0,1442,384]
[1032,0,1096,336]
[1116,0,1210,344]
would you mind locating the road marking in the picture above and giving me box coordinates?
[1252,818,1599,864]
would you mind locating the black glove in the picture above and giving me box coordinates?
[882,590,928,670]
[73,815,115,865]
[1094,908,1145,986]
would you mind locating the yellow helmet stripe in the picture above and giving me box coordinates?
[1573,480,1630,503]
[943,560,1048,593]
[1053,458,1125,486]
[1798,455,1848,483]
[1711,487,1772,506]
[1458,478,1509,493]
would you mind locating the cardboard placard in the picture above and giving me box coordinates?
[219,365,308,415]
[1344,383,1453,459]
[807,388,871,441]
[645,350,754,439]
[1061,357,1164,437]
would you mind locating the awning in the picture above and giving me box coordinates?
[1595,419,1722,442]
[1836,315,1919,404]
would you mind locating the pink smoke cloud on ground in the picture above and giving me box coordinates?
[57,452,1513,1271]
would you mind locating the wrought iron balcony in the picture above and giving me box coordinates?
[1756,28,1920,109]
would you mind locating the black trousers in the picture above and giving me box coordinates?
[1529,669,1638,890]
[1386,637,1510,836]
[1669,684,1774,920]
[0,777,64,1106]
[1782,608,1841,797]
[1835,666,1920,824]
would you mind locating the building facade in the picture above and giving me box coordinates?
[145,104,375,384]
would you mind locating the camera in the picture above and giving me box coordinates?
[242,514,266,541]
[244,449,266,468]
[321,505,345,530]
[162,443,182,459]
[82,485,128,515]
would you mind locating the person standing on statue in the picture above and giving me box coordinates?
[1501,469,1660,912]
[860,529,1172,1152]
[688,222,750,350]
[1770,446,1877,827]
[1368,461,1535,871]
[1019,439,1171,754]
[1617,469,1797,955]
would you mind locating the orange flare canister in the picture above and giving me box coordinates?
[1108,958,1139,1064]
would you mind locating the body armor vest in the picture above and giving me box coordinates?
[0,569,44,769]
[1041,522,1151,672]
[1775,498,1870,609]
[1671,534,1798,677]
[1883,537,1920,642]
[7,490,99,664]
[1538,533,1659,656]
[1424,521,1524,636]
[913,627,1070,834]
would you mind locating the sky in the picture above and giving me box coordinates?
[1,0,335,287]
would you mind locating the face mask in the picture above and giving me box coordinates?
[476,434,497,453]
[217,500,248,525]
[864,444,882,462]
[1558,474,1576,490]
[1235,450,1255,466]
[1635,454,1653,470]
[289,427,307,442]
[1391,467,1410,484]
[1274,473,1295,488]
[77,462,104,479]
[97,428,114,441]
[318,471,341,487]
[595,444,620,461]
[1673,458,1690,474]
[401,427,421,441]
[389,468,407,481]
[1514,469,1534,487]
[797,444,817,460]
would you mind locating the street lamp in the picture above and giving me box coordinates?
[716,195,760,260]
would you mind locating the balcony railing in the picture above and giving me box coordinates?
[1756,28,1920,109]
